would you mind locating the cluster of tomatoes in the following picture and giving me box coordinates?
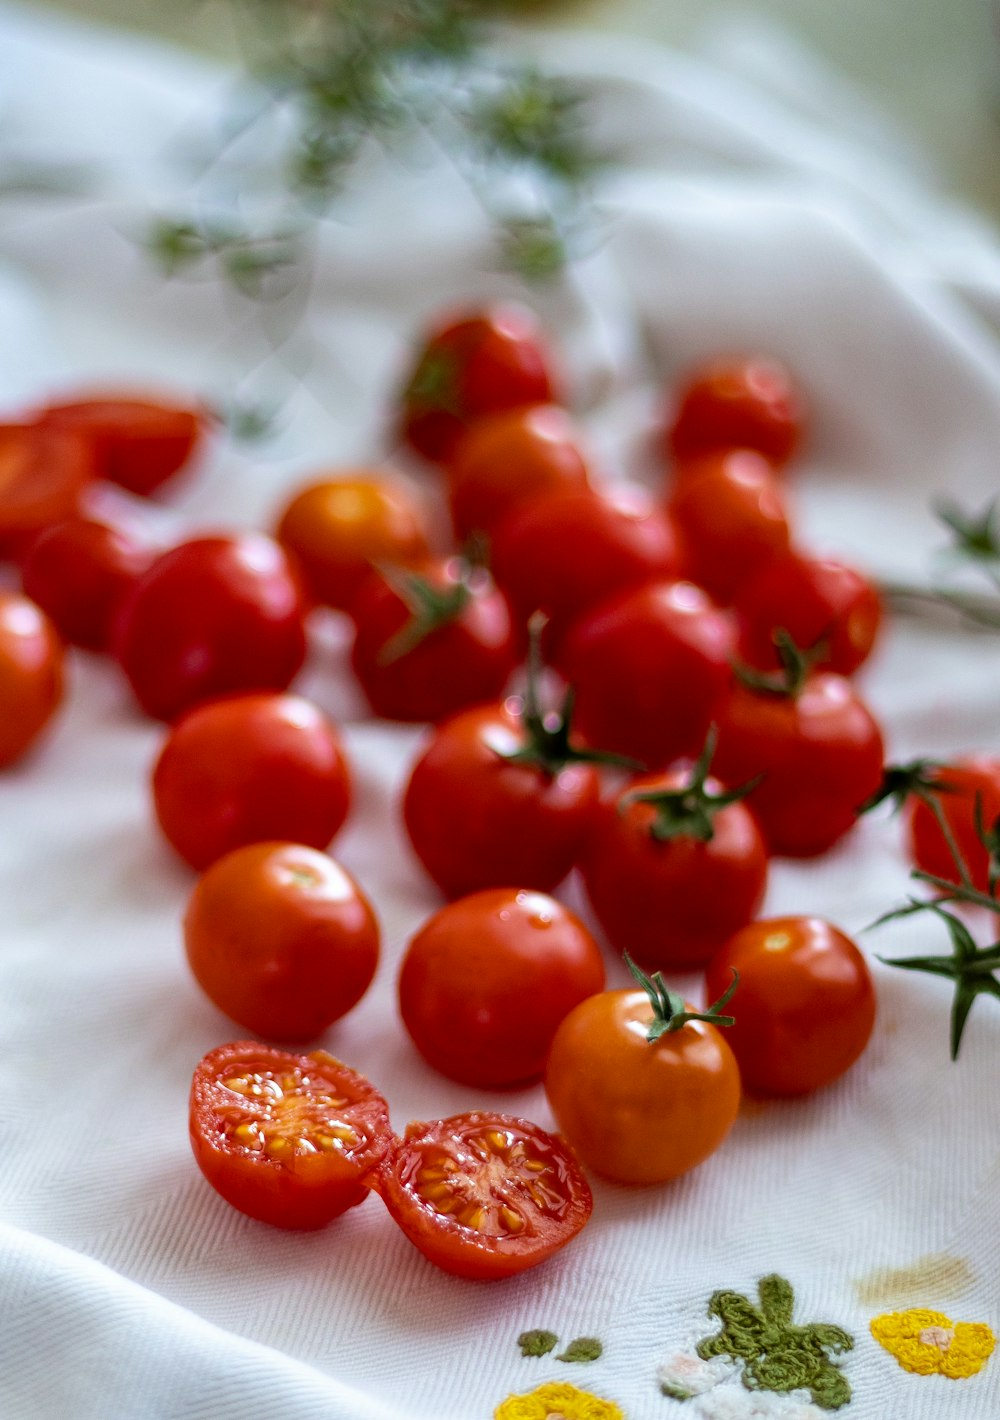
[0,306,981,1281]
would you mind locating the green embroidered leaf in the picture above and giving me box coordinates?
[557,1337,603,1363]
[518,1329,558,1358]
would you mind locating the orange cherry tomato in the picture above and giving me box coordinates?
[705,917,876,1097]
[189,1041,392,1229]
[274,472,431,612]
[666,357,803,469]
[0,423,95,553]
[184,842,379,1041]
[0,592,64,767]
[447,405,590,542]
[544,988,740,1185]
[39,395,203,496]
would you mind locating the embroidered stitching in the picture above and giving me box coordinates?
[494,1380,624,1419]
[870,1308,996,1379]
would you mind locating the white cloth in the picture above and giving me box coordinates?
[2,5,1000,1418]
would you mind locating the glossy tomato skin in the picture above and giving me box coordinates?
[20,514,157,652]
[906,757,1000,893]
[544,989,741,1185]
[736,552,882,675]
[400,305,557,464]
[0,593,64,767]
[668,450,791,605]
[489,483,680,655]
[447,404,590,542]
[705,917,876,1096]
[349,560,517,723]
[712,674,884,857]
[557,581,736,770]
[666,357,803,469]
[39,395,202,496]
[0,423,95,554]
[581,769,768,971]
[398,888,605,1088]
[274,472,431,613]
[402,702,601,899]
[153,693,352,871]
[184,843,379,1040]
[189,1041,392,1229]
[115,534,307,721]
[373,1112,592,1279]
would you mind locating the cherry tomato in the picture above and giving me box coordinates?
[274,472,431,613]
[20,514,157,652]
[713,672,884,858]
[705,917,876,1096]
[557,581,735,770]
[398,888,605,1088]
[0,423,95,553]
[666,357,803,469]
[373,1112,592,1279]
[349,558,517,723]
[668,450,791,604]
[402,700,601,899]
[544,988,740,1184]
[906,757,1000,893]
[189,1041,392,1229]
[0,592,64,767]
[580,765,768,971]
[114,534,307,721]
[39,395,203,496]
[736,552,882,675]
[184,842,379,1041]
[489,483,679,654]
[152,692,352,870]
[447,405,590,542]
[400,305,557,464]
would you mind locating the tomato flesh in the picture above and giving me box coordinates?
[0,424,95,552]
[39,396,203,496]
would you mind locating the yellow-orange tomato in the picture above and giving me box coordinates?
[0,592,64,767]
[184,842,379,1041]
[274,472,430,611]
[544,989,740,1185]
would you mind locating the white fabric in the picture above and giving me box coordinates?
[2,5,1000,1418]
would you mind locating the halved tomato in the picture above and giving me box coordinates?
[0,423,94,553]
[39,395,203,496]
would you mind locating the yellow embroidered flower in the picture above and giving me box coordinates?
[494,1380,625,1420]
[870,1308,995,1379]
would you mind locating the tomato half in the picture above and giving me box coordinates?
[735,552,882,675]
[0,592,64,767]
[665,357,803,469]
[906,757,1000,893]
[398,888,606,1088]
[189,1041,392,1229]
[373,1112,592,1279]
[544,989,740,1185]
[0,423,95,553]
[705,917,876,1096]
[39,395,203,496]
[184,843,379,1040]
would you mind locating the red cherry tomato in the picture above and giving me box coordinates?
[400,305,557,464]
[713,673,884,857]
[906,757,1000,894]
[489,483,680,654]
[39,395,203,496]
[274,472,431,612]
[0,592,64,767]
[557,581,736,770]
[114,534,307,721]
[581,765,768,971]
[736,552,882,675]
[447,405,590,542]
[152,692,352,871]
[544,989,740,1184]
[668,450,792,604]
[666,357,803,469]
[402,700,601,899]
[184,842,379,1040]
[349,559,517,723]
[20,514,157,652]
[398,888,605,1088]
[705,917,876,1096]
[189,1041,391,1229]
[0,423,95,553]
[373,1112,592,1279]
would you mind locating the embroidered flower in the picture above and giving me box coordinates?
[493,1380,624,1420]
[870,1308,995,1379]
[657,1350,731,1399]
